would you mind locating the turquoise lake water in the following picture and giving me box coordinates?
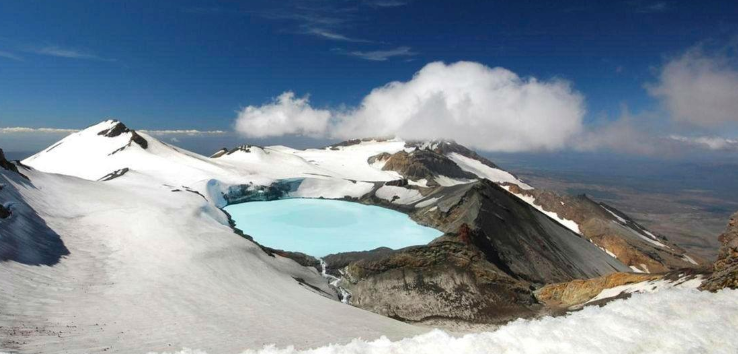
[225,199,444,257]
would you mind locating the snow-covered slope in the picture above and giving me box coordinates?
[22,122,409,202]
[24,120,242,185]
[286,140,406,182]
[231,287,738,354]
[447,152,531,189]
[0,164,423,353]
[3,120,714,353]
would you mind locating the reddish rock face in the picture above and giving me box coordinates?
[701,212,738,291]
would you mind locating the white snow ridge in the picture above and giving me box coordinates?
[154,288,738,354]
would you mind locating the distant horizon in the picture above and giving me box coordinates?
[2,1,738,160]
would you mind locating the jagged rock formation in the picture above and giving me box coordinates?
[700,212,738,291]
[536,272,661,309]
[505,184,698,272]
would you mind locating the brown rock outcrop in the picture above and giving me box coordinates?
[536,272,661,309]
[700,212,738,291]
[341,235,539,324]
[372,149,476,186]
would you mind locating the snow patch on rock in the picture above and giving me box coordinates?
[290,179,374,199]
[447,152,531,189]
[510,190,582,235]
[587,274,704,304]
[376,186,424,205]
[434,175,472,187]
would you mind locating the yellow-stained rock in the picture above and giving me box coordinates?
[536,272,661,308]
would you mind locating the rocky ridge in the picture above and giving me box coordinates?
[313,140,702,325]
[504,184,698,272]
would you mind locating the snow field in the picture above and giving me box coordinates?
[154,288,738,354]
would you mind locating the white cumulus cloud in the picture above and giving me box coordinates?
[648,48,738,128]
[234,61,586,152]
[235,92,332,138]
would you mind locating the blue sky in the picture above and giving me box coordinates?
[1,0,738,155]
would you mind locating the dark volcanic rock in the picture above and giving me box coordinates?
[341,235,538,324]
[413,180,630,284]
[0,204,10,219]
[504,184,697,272]
[98,121,129,137]
[0,149,27,179]
[384,179,408,187]
[335,179,632,325]
[98,120,148,152]
[323,247,399,275]
[226,145,261,155]
[701,211,738,291]
[98,168,130,182]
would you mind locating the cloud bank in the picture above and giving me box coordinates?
[576,47,738,156]
[648,48,738,128]
[669,135,738,151]
[234,61,586,152]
